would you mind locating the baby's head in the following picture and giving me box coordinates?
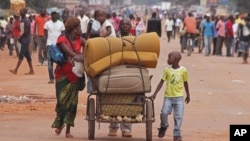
[167,51,182,65]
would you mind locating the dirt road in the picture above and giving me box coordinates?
[0,37,250,141]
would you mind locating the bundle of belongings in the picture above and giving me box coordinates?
[84,32,160,93]
[83,32,160,117]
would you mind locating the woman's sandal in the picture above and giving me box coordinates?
[24,71,34,75]
[55,124,65,135]
[9,70,17,75]
[66,133,74,138]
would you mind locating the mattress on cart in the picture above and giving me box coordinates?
[86,51,158,77]
[100,93,144,117]
[84,32,160,77]
[84,32,160,66]
[94,65,151,93]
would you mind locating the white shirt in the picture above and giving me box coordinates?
[0,20,7,31]
[165,19,174,31]
[175,18,182,27]
[233,23,239,38]
[78,15,89,33]
[44,20,65,46]
[100,20,116,37]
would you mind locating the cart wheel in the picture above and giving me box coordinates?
[146,100,153,141]
[88,98,95,140]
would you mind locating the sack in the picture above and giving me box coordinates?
[243,25,250,36]
[76,73,86,91]
[48,44,67,65]
[94,65,151,94]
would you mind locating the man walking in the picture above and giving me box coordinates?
[35,8,50,66]
[9,8,34,75]
[147,12,162,37]
[44,10,65,84]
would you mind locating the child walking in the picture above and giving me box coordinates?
[150,51,190,141]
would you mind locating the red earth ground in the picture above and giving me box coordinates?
[0,37,250,141]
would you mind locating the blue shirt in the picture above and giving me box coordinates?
[213,21,218,38]
[203,21,214,37]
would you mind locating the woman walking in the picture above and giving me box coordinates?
[51,17,86,138]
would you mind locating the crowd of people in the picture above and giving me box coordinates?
[1,5,250,141]
[0,6,149,139]
[160,11,250,64]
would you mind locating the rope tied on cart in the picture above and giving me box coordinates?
[104,38,113,94]
[120,37,146,92]
[104,37,146,93]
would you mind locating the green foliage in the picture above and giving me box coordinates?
[235,0,250,12]
[0,0,10,9]
[25,0,49,10]
[0,0,49,10]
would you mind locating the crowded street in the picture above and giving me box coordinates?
[1,36,250,141]
[1,0,250,141]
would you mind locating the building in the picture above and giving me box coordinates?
[55,0,81,8]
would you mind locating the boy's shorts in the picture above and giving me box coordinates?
[239,41,249,52]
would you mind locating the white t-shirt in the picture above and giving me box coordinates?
[78,15,89,33]
[165,19,174,31]
[0,20,7,31]
[100,20,116,37]
[232,23,239,38]
[44,20,65,46]
[175,18,182,27]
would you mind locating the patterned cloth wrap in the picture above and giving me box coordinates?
[99,93,145,117]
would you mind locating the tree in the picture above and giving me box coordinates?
[0,0,50,10]
[25,0,50,11]
[0,0,10,9]
[235,0,250,13]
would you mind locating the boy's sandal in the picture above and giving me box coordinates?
[174,136,182,141]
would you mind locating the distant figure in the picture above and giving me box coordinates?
[34,8,50,66]
[13,14,21,56]
[62,8,70,24]
[202,14,214,56]
[215,15,225,56]
[225,15,234,57]
[44,11,65,84]
[95,10,116,37]
[77,7,89,38]
[147,12,162,37]
[5,17,14,56]
[182,12,197,53]
[9,8,34,75]
[165,16,174,42]
[0,16,7,50]
[129,14,137,36]
[237,16,250,64]
[135,17,145,36]
[111,12,121,35]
